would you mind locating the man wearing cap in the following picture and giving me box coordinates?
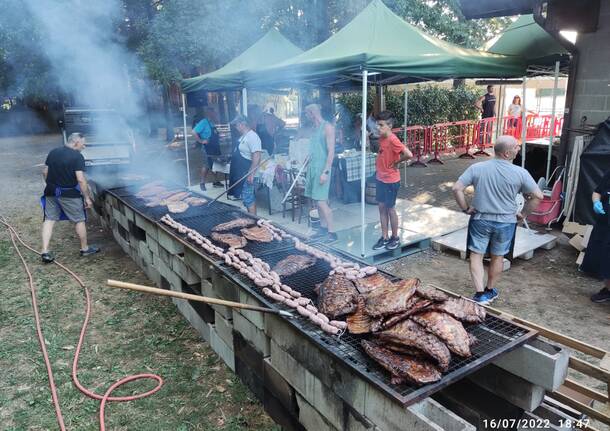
[304,103,337,242]
[40,132,100,263]
[228,115,262,214]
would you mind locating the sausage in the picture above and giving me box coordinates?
[316,313,330,324]
[329,320,347,330]
[289,290,301,298]
[306,304,318,314]
[266,291,286,303]
[295,297,310,306]
[357,271,367,279]
[309,314,325,326]
[284,298,298,308]
[296,306,312,318]
[278,290,293,300]
[334,266,345,274]
[321,322,340,335]
[329,270,336,276]
[363,266,377,275]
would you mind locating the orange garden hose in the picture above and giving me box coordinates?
[1,216,163,430]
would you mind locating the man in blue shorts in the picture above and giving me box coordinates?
[453,135,543,304]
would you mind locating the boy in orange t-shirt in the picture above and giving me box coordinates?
[372,111,413,251]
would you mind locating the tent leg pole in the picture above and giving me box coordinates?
[546,61,560,181]
[361,70,368,259]
[182,93,191,188]
[520,76,528,168]
[403,87,408,186]
[242,88,248,116]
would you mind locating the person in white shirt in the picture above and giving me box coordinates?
[228,115,262,214]
[507,95,523,119]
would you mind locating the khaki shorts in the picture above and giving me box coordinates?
[44,196,86,222]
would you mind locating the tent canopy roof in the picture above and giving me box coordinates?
[181,28,303,93]
[488,15,570,67]
[245,0,526,89]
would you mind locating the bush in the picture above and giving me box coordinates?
[336,84,483,128]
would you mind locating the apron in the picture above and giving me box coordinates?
[40,184,86,221]
[580,190,610,280]
[228,135,252,199]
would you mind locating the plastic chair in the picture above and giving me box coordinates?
[527,167,564,229]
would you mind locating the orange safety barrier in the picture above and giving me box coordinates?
[428,122,453,164]
[472,117,495,157]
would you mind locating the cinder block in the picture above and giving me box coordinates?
[157,228,184,255]
[263,357,297,412]
[138,241,153,265]
[153,255,181,290]
[157,245,172,265]
[265,314,368,413]
[209,324,235,371]
[233,311,270,356]
[493,339,569,392]
[183,247,204,277]
[171,254,200,285]
[263,388,305,431]
[214,312,234,347]
[270,341,369,431]
[237,289,266,330]
[295,393,338,431]
[112,207,129,230]
[201,280,233,320]
[173,296,211,342]
[123,206,135,222]
[146,237,159,256]
[135,213,158,241]
[210,271,240,302]
[410,398,475,431]
[143,265,161,287]
[468,364,545,412]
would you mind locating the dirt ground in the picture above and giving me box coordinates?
[0,134,608,429]
[0,134,277,430]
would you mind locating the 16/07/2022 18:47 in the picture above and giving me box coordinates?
[482,418,590,429]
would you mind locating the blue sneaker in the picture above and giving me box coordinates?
[472,291,490,305]
[484,288,499,303]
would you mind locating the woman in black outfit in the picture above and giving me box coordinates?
[580,169,610,303]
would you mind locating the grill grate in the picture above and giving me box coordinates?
[170,213,295,255]
[218,248,536,406]
[108,189,233,221]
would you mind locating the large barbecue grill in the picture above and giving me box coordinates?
[103,184,538,407]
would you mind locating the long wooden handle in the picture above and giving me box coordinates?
[106,279,284,315]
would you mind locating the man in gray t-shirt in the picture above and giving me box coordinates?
[453,135,543,304]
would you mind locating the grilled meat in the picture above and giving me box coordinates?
[240,225,274,243]
[160,191,190,205]
[411,311,472,357]
[167,201,189,213]
[184,196,207,206]
[416,285,449,302]
[317,274,358,319]
[431,298,486,324]
[136,186,166,198]
[377,319,451,370]
[364,278,419,317]
[212,217,255,232]
[346,296,372,334]
[385,344,427,357]
[273,254,317,277]
[361,340,441,385]
[370,298,433,332]
[354,273,393,294]
[210,232,247,249]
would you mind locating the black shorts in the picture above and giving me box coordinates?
[376,179,400,208]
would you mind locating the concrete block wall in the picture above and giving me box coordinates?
[97,192,571,431]
[569,0,610,127]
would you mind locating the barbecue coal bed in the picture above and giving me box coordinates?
[218,247,537,406]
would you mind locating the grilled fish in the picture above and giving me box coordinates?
[430,297,486,323]
[361,340,441,385]
[364,278,419,317]
[272,254,317,277]
[317,274,358,319]
[377,319,451,370]
[212,217,255,232]
[210,232,247,249]
[411,311,472,357]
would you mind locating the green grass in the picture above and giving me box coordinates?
[0,219,278,431]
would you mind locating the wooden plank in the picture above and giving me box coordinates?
[576,252,585,266]
[582,225,594,248]
[562,378,608,403]
[562,222,588,236]
[568,234,585,251]
[569,356,610,381]
[550,391,610,425]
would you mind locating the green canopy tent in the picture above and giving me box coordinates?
[489,15,572,177]
[243,0,527,258]
[178,29,302,187]
[181,28,303,93]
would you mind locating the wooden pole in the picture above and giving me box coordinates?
[106,279,293,317]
